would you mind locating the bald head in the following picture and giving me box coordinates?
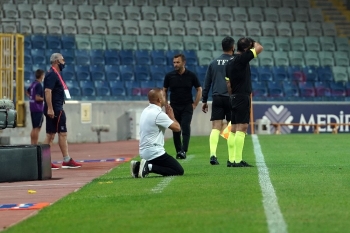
[148,88,165,106]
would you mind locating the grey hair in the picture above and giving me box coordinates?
[50,53,62,64]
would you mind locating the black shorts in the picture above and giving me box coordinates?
[230,94,251,124]
[31,112,43,128]
[45,110,67,134]
[210,95,231,122]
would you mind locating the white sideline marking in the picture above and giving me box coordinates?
[252,135,288,233]
[150,155,194,194]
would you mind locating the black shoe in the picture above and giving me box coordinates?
[233,160,254,167]
[130,160,140,178]
[138,159,149,178]
[176,151,186,159]
[210,156,219,165]
[227,160,235,167]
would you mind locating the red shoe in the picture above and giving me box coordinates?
[51,163,60,170]
[62,158,82,169]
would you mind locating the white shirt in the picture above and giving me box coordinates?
[139,104,174,160]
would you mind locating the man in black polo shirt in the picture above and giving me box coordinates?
[163,54,202,159]
[225,37,264,167]
[202,36,235,165]
[43,53,82,169]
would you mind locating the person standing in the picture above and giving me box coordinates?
[163,54,202,159]
[43,53,82,169]
[26,69,45,145]
[225,37,264,167]
[130,88,184,178]
[202,36,235,165]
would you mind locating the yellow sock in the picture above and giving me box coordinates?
[234,131,246,163]
[209,129,220,157]
[227,132,235,162]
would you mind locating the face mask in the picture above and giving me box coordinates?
[58,62,65,71]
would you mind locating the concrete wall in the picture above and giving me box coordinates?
[0,101,212,144]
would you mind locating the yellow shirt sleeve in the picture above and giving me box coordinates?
[225,77,230,81]
[250,48,257,58]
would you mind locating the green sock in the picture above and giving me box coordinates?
[227,132,235,162]
[209,129,220,157]
[234,131,246,163]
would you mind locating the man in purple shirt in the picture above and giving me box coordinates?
[26,69,45,145]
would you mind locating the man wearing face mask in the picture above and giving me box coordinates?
[43,53,82,169]
[225,37,264,167]
[201,36,235,165]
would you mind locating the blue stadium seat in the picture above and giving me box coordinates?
[45,49,56,64]
[257,66,273,82]
[31,35,46,49]
[195,65,208,83]
[61,35,76,49]
[135,50,151,65]
[24,36,31,49]
[252,81,268,97]
[94,80,110,96]
[119,65,135,81]
[183,50,198,66]
[79,80,96,96]
[250,66,259,82]
[90,65,105,81]
[24,49,32,65]
[150,65,166,81]
[166,50,181,65]
[75,65,91,81]
[150,50,167,65]
[90,49,105,65]
[287,66,305,82]
[32,64,48,72]
[60,49,75,64]
[298,81,315,97]
[272,66,289,82]
[65,80,81,97]
[31,49,46,65]
[330,82,346,97]
[155,80,163,88]
[165,65,174,73]
[125,80,141,96]
[105,65,121,81]
[267,82,284,97]
[109,80,126,96]
[62,66,76,81]
[24,64,33,80]
[119,50,135,65]
[303,66,319,82]
[46,35,61,49]
[283,81,299,97]
[134,65,151,81]
[140,80,156,96]
[317,66,333,82]
[75,50,90,65]
[105,49,120,65]
[345,82,350,96]
[314,81,331,97]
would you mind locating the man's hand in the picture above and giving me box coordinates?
[202,103,208,113]
[192,103,197,110]
[47,108,54,118]
[165,104,175,120]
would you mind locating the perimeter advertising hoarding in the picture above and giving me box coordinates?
[253,103,350,134]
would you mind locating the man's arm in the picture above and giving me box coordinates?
[225,78,232,95]
[193,87,202,109]
[35,95,44,102]
[45,88,54,117]
[201,65,212,103]
[163,87,168,103]
[165,105,180,132]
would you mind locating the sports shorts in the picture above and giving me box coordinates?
[230,94,251,124]
[44,110,67,134]
[210,95,231,122]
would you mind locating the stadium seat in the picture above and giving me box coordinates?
[233,7,248,21]
[61,19,77,34]
[90,50,105,65]
[317,66,333,82]
[150,50,166,66]
[140,80,156,96]
[218,7,233,21]
[261,21,277,36]
[272,66,289,81]
[31,49,46,65]
[107,20,124,35]
[119,50,135,65]
[203,6,218,21]
[94,80,110,96]
[183,50,198,66]
[246,21,262,36]
[299,82,315,97]
[24,49,32,65]
[105,35,122,50]
[304,51,320,67]
[183,36,199,51]
[110,6,126,20]
[287,66,305,82]
[258,51,274,67]
[198,36,215,51]
[172,6,188,21]
[104,65,120,81]
[24,36,32,50]
[75,50,90,65]
[314,81,331,97]
[195,65,208,83]
[150,65,166,81]
[119,65,135,81]
[91,20,108,35]
[24,64,33,80]
[185,21,201,36]
[194,0,209,7]
[3,4,18,19]
[277,22,292,37]
[252,81,268,97]
[46,19,62,34]
[197,51,213,66]
[31,35,46,49]
[134,65,151,81]
[330,82,346,96]
[273,52,290,66]
[283,81,299,97]
[61,66,76,81]
[223,0,238,7]
[259,37,275,51]
[137,35,153,50]
[290,37,305,51]
[63,5,78,19]
[121,35,137,50]
[90,65,105,81]
[306,22,322,37]
[78,5,94,20]
[80,80,96,96]
[105,49,120,65]
[187,7,203,21]
[289,51,305,66]
[257,66,273,82]
[154,21,170,36]
[139,20,155,35]
[90,35,106,50]
[48,4,63,19]
[264,8,279,22]
[248,7,264,22]
[334,51,349,67]
[291,22,307,37]
[250,66,259,82]
[335,37,349,52]
[94,5,111,20]
[309,8,323,22]
[75,65,91,81]
[303,66,319,82]
[304,36,320,51]
[76,19,92,35]
[278,7,294,22]
[109,80,126,96]
[135,50,151,65]
[60,49,75,64]
[169,21,185,36]
[125,80,141,96]
[318,51,334,67]
[65,80,81,97]
[141,6,157,21]
[201,21,217,36]
[293,7,308,22]
[268,81,284,97]
[332,66,348,82]
[166,50,181,65]
[125,6,141,20]
[124,20,139,35]
[18,4,33,19]
[274,37,290,51]
[61,35,76,49]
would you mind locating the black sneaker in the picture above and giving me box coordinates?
[233,160,254,167]
[130,160,140,178]
[210,156,219,165]
[138,159,149,178]
[176,151,186,159]
[227,160,235,167]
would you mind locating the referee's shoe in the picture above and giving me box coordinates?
[176,151,186,159]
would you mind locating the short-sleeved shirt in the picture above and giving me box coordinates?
[27,80,44,112]
[163,69,201,105]
[43,67,65,112]
[139,104,174,161]
[202,53,233,103]
[225,49,257,95]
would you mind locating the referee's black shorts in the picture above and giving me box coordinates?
[210,95,231,122]
[230,94,251,124]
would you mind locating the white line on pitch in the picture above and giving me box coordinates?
[150,155,194,194]
[252,135,288,233]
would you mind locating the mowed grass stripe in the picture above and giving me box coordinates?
[252,135,287,233]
